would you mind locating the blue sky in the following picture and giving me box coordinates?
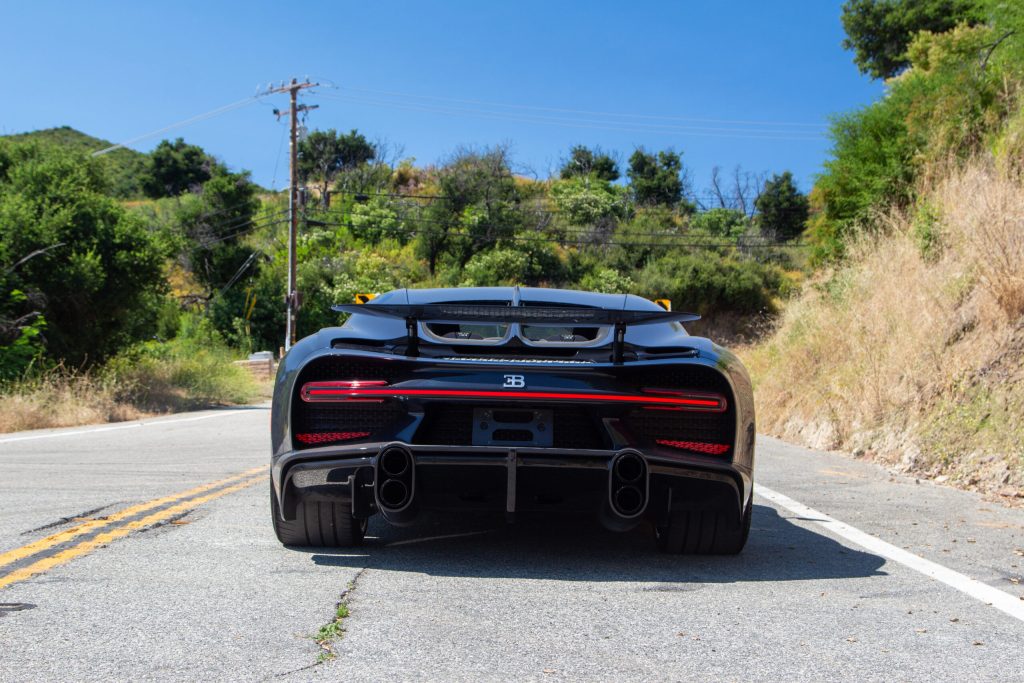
[1,1,882,196]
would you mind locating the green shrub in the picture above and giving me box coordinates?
[688,208,748,239]
[579,267,634,294]
[0,141,166,363]
[912,201,943,260]
[102,333,257,410]
[460,249,531,286]
[808,96,917,262]
[635,253,783,316]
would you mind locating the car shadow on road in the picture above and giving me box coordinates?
[302,504,887,583]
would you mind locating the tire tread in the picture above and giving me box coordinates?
[657,500,752,555]
[271,485,365,547]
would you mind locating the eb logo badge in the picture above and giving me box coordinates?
[502,374,525,388]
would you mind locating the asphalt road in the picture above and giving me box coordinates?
[1,406,1022,682]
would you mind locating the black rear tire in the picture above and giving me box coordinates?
[655,497,752,555]
[270,483,367,547]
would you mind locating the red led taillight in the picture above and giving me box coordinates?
[300,381,726,411]
[640,389,727,412]
[294,431,371,445]
[655,439,731,456]
[301,380,388,403]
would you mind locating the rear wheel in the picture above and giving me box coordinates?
[270,483,367,547]
[655,498,752,555]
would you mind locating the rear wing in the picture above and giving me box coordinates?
[331,303,698,326]
[332,303,699,363]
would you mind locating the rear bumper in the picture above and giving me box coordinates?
[272,441,752,523]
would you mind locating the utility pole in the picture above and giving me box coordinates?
[267,78,319,352]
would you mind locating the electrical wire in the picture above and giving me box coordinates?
[326,92,826,137]
[198,211,290,246]
[305,218,809,249]
[339,85,829,129]
[92,96,264,156]
[218,251,261,296]
[270,120,288,191]
[318,93,826,142]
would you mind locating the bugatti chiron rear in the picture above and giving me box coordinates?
[270,286,755,554]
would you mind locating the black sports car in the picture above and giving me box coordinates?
[270,286,755,554]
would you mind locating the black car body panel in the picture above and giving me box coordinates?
[270,287,755,542]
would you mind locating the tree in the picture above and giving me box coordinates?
[755,172,810,241]
[298,129,375,206]
[627,148,691,208]
[143,138,220,198]
[350,196,402,244]
[175,170,261,292]
[708,165,766,216]
[0,141,165,363]
[840,0,983,79]
[635,252,782,317]
[690,208,749,239]
[559,145,620,182]
[807,96,916,260]
[0,267,47,379]
[416,146,524,273]
[549,176,626,227]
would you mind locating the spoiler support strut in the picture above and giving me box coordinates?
[405,317,419,357]
[613,321,627,364]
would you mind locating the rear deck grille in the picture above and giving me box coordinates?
[297,355,397,383]
[625,365,728,393]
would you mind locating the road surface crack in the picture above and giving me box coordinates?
[313,567,366,662]
[274,567,367,677]
[21,504,120,535]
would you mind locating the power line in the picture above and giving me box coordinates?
[314,205,816,236]
[92,96,263,156]
[337,85,829,129]
[319,93,826,142]
[306,218,810,250]
[198,211,290,246]
[218,251,261,296]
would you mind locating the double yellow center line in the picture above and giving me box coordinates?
[0,466,266,590]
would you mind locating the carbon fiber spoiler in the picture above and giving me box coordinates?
[331,303,700,326]
[332,302,699,363]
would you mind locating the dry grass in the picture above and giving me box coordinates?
[743,160,1024,498]
[0,370,145,433]
[0,340,263,434]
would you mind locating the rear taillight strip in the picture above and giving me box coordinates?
[655,439,731,455]
[300,382,726,411]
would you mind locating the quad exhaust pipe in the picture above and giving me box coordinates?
[375,445,416,524]
[603,450,649,531]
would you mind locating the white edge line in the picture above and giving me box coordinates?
[755,483,1024,623]
[0,409,260,444]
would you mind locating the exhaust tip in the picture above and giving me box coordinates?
[614,453,645,483]
[379,479,409,510]
[613,485,644,516]
[608,450,647,519]
[379,447,411,478]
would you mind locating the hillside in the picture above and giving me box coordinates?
[741,1,1024,502]
[744,159,1024,502]
[2,126,148,198]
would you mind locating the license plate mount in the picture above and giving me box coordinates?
[472,408,553,447]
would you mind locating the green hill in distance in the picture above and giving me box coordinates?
[2,126,149,199]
